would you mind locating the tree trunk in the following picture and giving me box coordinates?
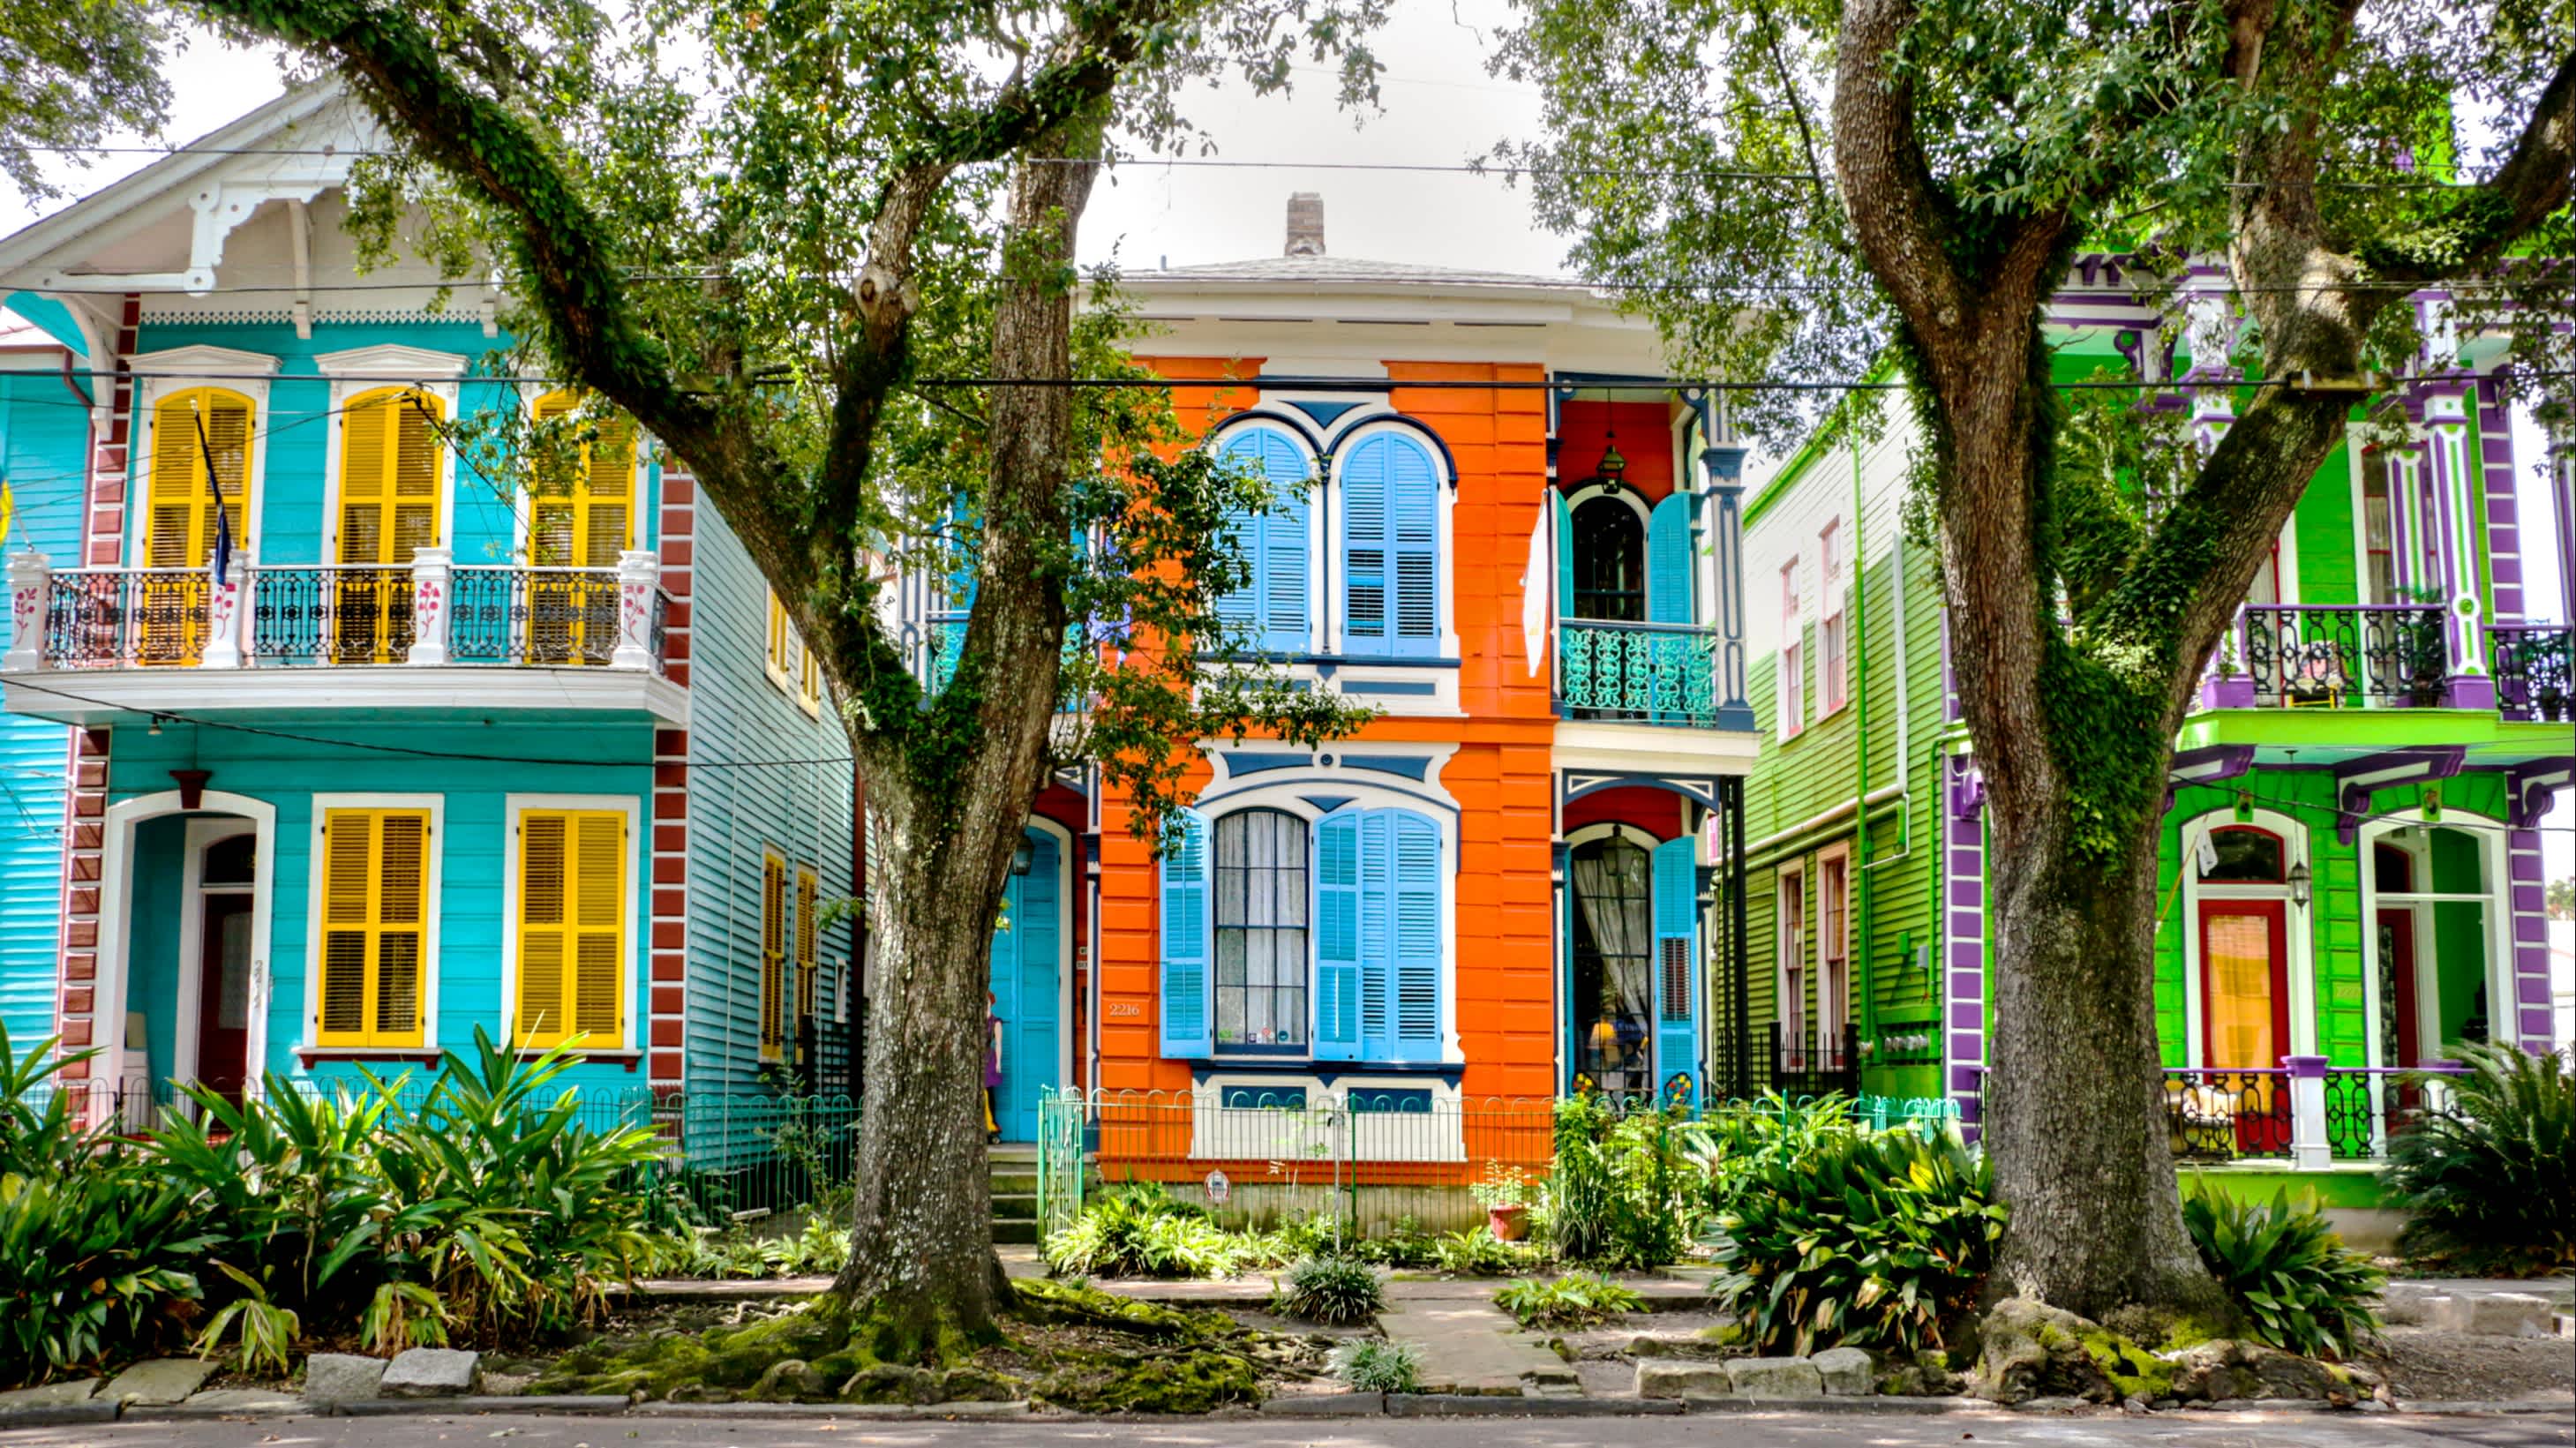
[825,142,1099,1348]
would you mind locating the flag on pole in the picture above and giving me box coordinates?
[195,408,234,587]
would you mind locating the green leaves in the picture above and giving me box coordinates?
[2384,1043,2576,1273]
[2180,1189,2384,1359]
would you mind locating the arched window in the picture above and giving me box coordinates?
[1569,836,1652,1090]
[146,386,254,570]
[1569,497,1644,621]
[334,386,446,663]
[1340,432,1440,657]
[2197,826,2285,883]
[1213,808,1310,1048]
[1213,428,1311,653]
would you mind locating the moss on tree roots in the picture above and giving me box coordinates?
[534,1279,1279,1413]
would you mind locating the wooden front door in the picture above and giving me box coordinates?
[2200,898,2291,1152]
[197,893,254,1107]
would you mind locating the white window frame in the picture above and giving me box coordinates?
[297,792,447,1058]
[1816,843,1851,1053]
[1205,418,1325,657]
[1776,863,1807,1047]
[1777,557,1806,739]
[2174,808,2314,1069]
[498,792,644,1056]
[1818,519,1848,717]
[314,344,469,570]
[125,345,281,566]
[1326,420,1460,664]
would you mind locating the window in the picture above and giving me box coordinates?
[315,808,432,1048]
[142,386,254,664]
[796,865,821,1032]
[760,852,787,1062]
[334,387,445,664]
[766,589,824,712]
[2359,448,2396,604]
[1819,521,1847,715]
[514,808,627,1048]
[1777,869,1806,1053]
[1340,433,1440,657]
[1161,805,1442,1064]
[1777,559,1805,738]
[1570,497,1646,621]
[2197,825,2286,883]
[527,391,635,664]
[1214,809,1310,1048]
[1570,837,1653,1092]
[1214,428,1312,652]
[1818,852,1849,1049]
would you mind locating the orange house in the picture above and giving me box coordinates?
[948,199,1761,1186]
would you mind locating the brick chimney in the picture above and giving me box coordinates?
[1284,192,1325,258]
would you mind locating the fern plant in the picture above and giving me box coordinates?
[1328,1339,1422,1393]
[2182,1189,2383,1359]
[1271,1256,1383,1324]
[2384,1043,2576,1273]
[1493,1271,1644,1328]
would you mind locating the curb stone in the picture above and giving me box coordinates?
[1387,1394,1684,1416]
[0,1403,117,1429]
[1260,1393,1386,1416]
[2396,1399,2576,1415]
[334,1396,631,1416]
[1686,1396,1995,1415]
[629,1399,1034,1419]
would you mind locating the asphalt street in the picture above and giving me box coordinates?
[4,1408,2571,1448]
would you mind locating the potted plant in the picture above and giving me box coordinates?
[1470,1163,1537,1242]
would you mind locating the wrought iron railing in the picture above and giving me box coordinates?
[1555,619,1722,725]
[2488,623,2572,723]
[449,565,621,665]
[247,565,418,664]
[2321,1065,2464,1160]
[1769,1022,1861,1101]
[2240,604,2448,708]
[2161,1068,2292,1159]
[41,568,213,667]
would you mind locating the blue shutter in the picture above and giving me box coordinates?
[1552,488,1573,620]
[1257,432,1311,652]
[1388,812,1443,1062]
[1159,809,1212,1058]
[1553,841,1574,1092]
[1387,439,1440,656]
[1647,492,1692,624]
[1342,440,1388,646]
[1313,812,1361,1061]
[1356,809,1393,1059]
[1650,835,1700,1105]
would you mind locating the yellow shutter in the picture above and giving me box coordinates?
[530,391,637,566]
[335,388,444,662]
[516,808,627,1047]
[314,809,432,1048]
[795,867,820,1025]
[146,388,253,570]
[760,855,786,1061]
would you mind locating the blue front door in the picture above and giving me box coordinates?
[988,829,1060,1142]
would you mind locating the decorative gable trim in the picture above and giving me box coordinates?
[313,343,472,380]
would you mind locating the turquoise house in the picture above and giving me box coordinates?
[0,84,857,1133]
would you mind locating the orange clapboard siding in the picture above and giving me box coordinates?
[1098,357,1562,1103]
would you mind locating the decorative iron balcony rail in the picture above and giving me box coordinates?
[2488,623,2572,723]
[1555,619,1723,726]
[8,550,668,674]
[2239,604,2447,708]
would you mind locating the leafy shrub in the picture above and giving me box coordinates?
[1540,1097,1707,1268]
[1256,1212,1346,1264]
[2384,1043,2576,1273]
[1709,1129,2002,1356]
[1493,1271,1644,1328]
[1349,1214,1440,1268]
[2182,1189,2383,1359]
[1469,1163,1538,1211]
[1271,1256,1384,1324]
[1432,1227,1536,1276]
[1328,1338,1423,1393]
[0,1157,212,1383]
[1042,1183,1247,1279]
[1681,1093,1865,1217]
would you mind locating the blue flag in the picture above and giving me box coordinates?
[195,409,233,586]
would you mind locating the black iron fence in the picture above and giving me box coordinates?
[42,568,213,667]
[2488,624,2573,723]
[247,565,418,664]
[2240,604,2448,708]
[2161,1068,2293,1159]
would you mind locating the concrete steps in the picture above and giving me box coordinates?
[991,1145,1040,1245]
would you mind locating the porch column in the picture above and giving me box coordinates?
[1700,441,1753,731]
[613,549,660,671]
[201,552,244,669]
[2386,431,2428,597]
[4,550,50,670]
[2422,390,2492,707]
[2282,1054,2332,1170]
[2549,408,2575,625]
[407,545,453,665]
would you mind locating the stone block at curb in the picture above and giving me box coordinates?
[1684,1395,1989,1415]
[1724,1357,1825,1398]
[0,1379,101,1410]
[0,1402,116,1429]
[104,1358,217,1406]
[382,1348,480,1397]
[1386,1394,1682,1416]
[2378,1284,2437,1325]
[1637,1362,1732,1399]
[629,1400,1032,1419]
[1261,1393,1386,1416]
[164,1391,310,1415]
[454,1397,632,1414]
[304,1354,388,1405]
[2463,1293,2554,1338]
[1812,1348,1874,1396]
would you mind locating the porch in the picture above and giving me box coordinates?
[2221,605,2571,720]
[2157,1059,2466,1167]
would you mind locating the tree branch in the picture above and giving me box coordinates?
[2365,45,2576,283]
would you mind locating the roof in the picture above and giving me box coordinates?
[1136,252,1593,293]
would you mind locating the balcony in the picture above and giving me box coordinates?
[2236,604,2449,709]
[1554,619,1726,726]
[2489,624,2573,724]
[3,548,685,725]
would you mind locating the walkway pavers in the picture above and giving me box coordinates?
[1378,1295,1579,1397]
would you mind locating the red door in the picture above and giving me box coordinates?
[2199,899,2291,1152]
[197,893,253,1107]
[2378,909,2422,1115]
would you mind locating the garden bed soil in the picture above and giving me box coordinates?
[2367,1328,2576,1403]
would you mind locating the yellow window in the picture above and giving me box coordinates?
[795,866,820,1027]
[769,589,823,710]
[529,390,637,566]
[760,852,787,1061]
[141,387,254,664]
[335,387,445,663]
[316,809,432,1048]
[515,809,628,1048]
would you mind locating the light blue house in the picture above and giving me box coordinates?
[0,84,857,1145]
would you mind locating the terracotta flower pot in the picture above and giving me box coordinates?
[1487,1204,1529,1242]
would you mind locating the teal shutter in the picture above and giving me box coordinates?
[1552,488,1573,619]
[1388,811,1443,1062]
[1647,492,1692,624]
[1553,841,1574,1092]
[1159,809,1212,1057]
[1313,812,1361,1061]
[1650,835,1700,1104]
[1343,439,1389,647]
[1387,439,1440,656]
